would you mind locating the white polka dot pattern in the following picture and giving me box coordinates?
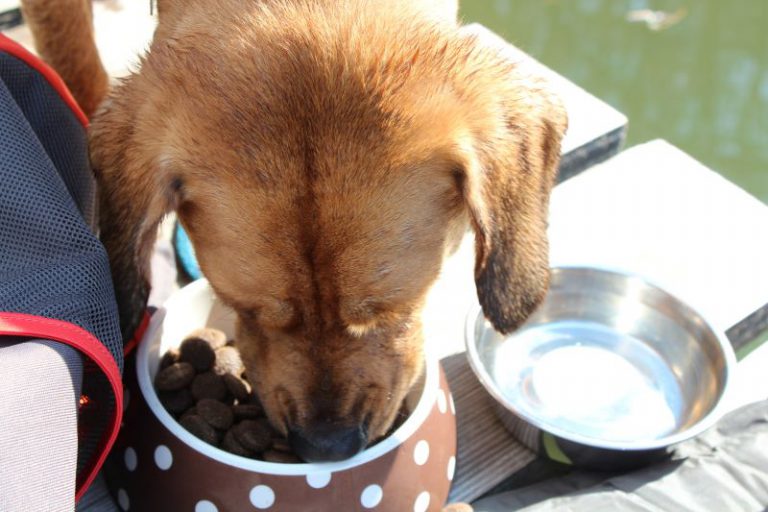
[360,484,383,508]
[117,489,129,511]
[449,392,456,415]
[436,389,447,413]
[447,456,456,481]
[249,485,275,509]
[413,440,430,466]
[195,500,218,512]
[413,491,430,512]
[124,447,137,472]
[154,445,173,470]
[306,472,332,489]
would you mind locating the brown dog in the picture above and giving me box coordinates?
[22,0,566,461]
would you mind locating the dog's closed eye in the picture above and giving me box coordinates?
[341,298,417,339]
[340,297,389,336]
[346,319,378,338]
[226,296,299,331]
[257,299,300,330]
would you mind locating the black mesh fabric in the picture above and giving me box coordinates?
[0,53,96,227]
[0,51,123,490]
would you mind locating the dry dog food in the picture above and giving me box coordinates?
[155,327,409,463]
[154,328,302,462]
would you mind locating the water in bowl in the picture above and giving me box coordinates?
[492,320,684,443]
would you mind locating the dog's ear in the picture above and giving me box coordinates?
[456,47,568,334]
[90,90,175,341]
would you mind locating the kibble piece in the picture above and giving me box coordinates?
[159,349,180,370]
[222,429,252,457]
[223,373,251,401]
[197,398,235,430]
[233,419,272,452]
[155,362,195,391]
[179,338,216,372]
[180,414,219,446]
[191,372,228,401]
[271,437,291,453]
[179,406,198,422]
[232,403,263,420]
[257,416,280,436]
[263,450,301,463]
[184,327,228,350]
[158,388,194,415]
[213,346,245,376]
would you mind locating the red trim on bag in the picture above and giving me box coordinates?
[123,310,151,357]
[0,34,89,128]
[0,313,122,502]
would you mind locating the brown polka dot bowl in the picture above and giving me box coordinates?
[105,279,457,512]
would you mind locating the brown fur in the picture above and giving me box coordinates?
[22,0,566,441]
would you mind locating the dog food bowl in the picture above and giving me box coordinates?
[466,266,736,470]
[105,279,456,511]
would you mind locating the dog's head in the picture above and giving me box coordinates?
[91,2,566,462]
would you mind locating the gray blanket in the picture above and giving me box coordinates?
[474,400,768,512]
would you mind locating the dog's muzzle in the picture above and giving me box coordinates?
[288,422,368,462]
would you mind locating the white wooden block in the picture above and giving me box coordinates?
[548,139,768,335]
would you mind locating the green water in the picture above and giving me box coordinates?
[461,1,768,204]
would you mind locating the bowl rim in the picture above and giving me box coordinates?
[137,278,440,475]
[465,265,738,451]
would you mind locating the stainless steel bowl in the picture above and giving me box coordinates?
[466,267,737,470]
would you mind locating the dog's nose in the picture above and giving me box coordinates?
[288,423,368,462]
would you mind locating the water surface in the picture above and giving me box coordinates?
[461,0,767,203]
